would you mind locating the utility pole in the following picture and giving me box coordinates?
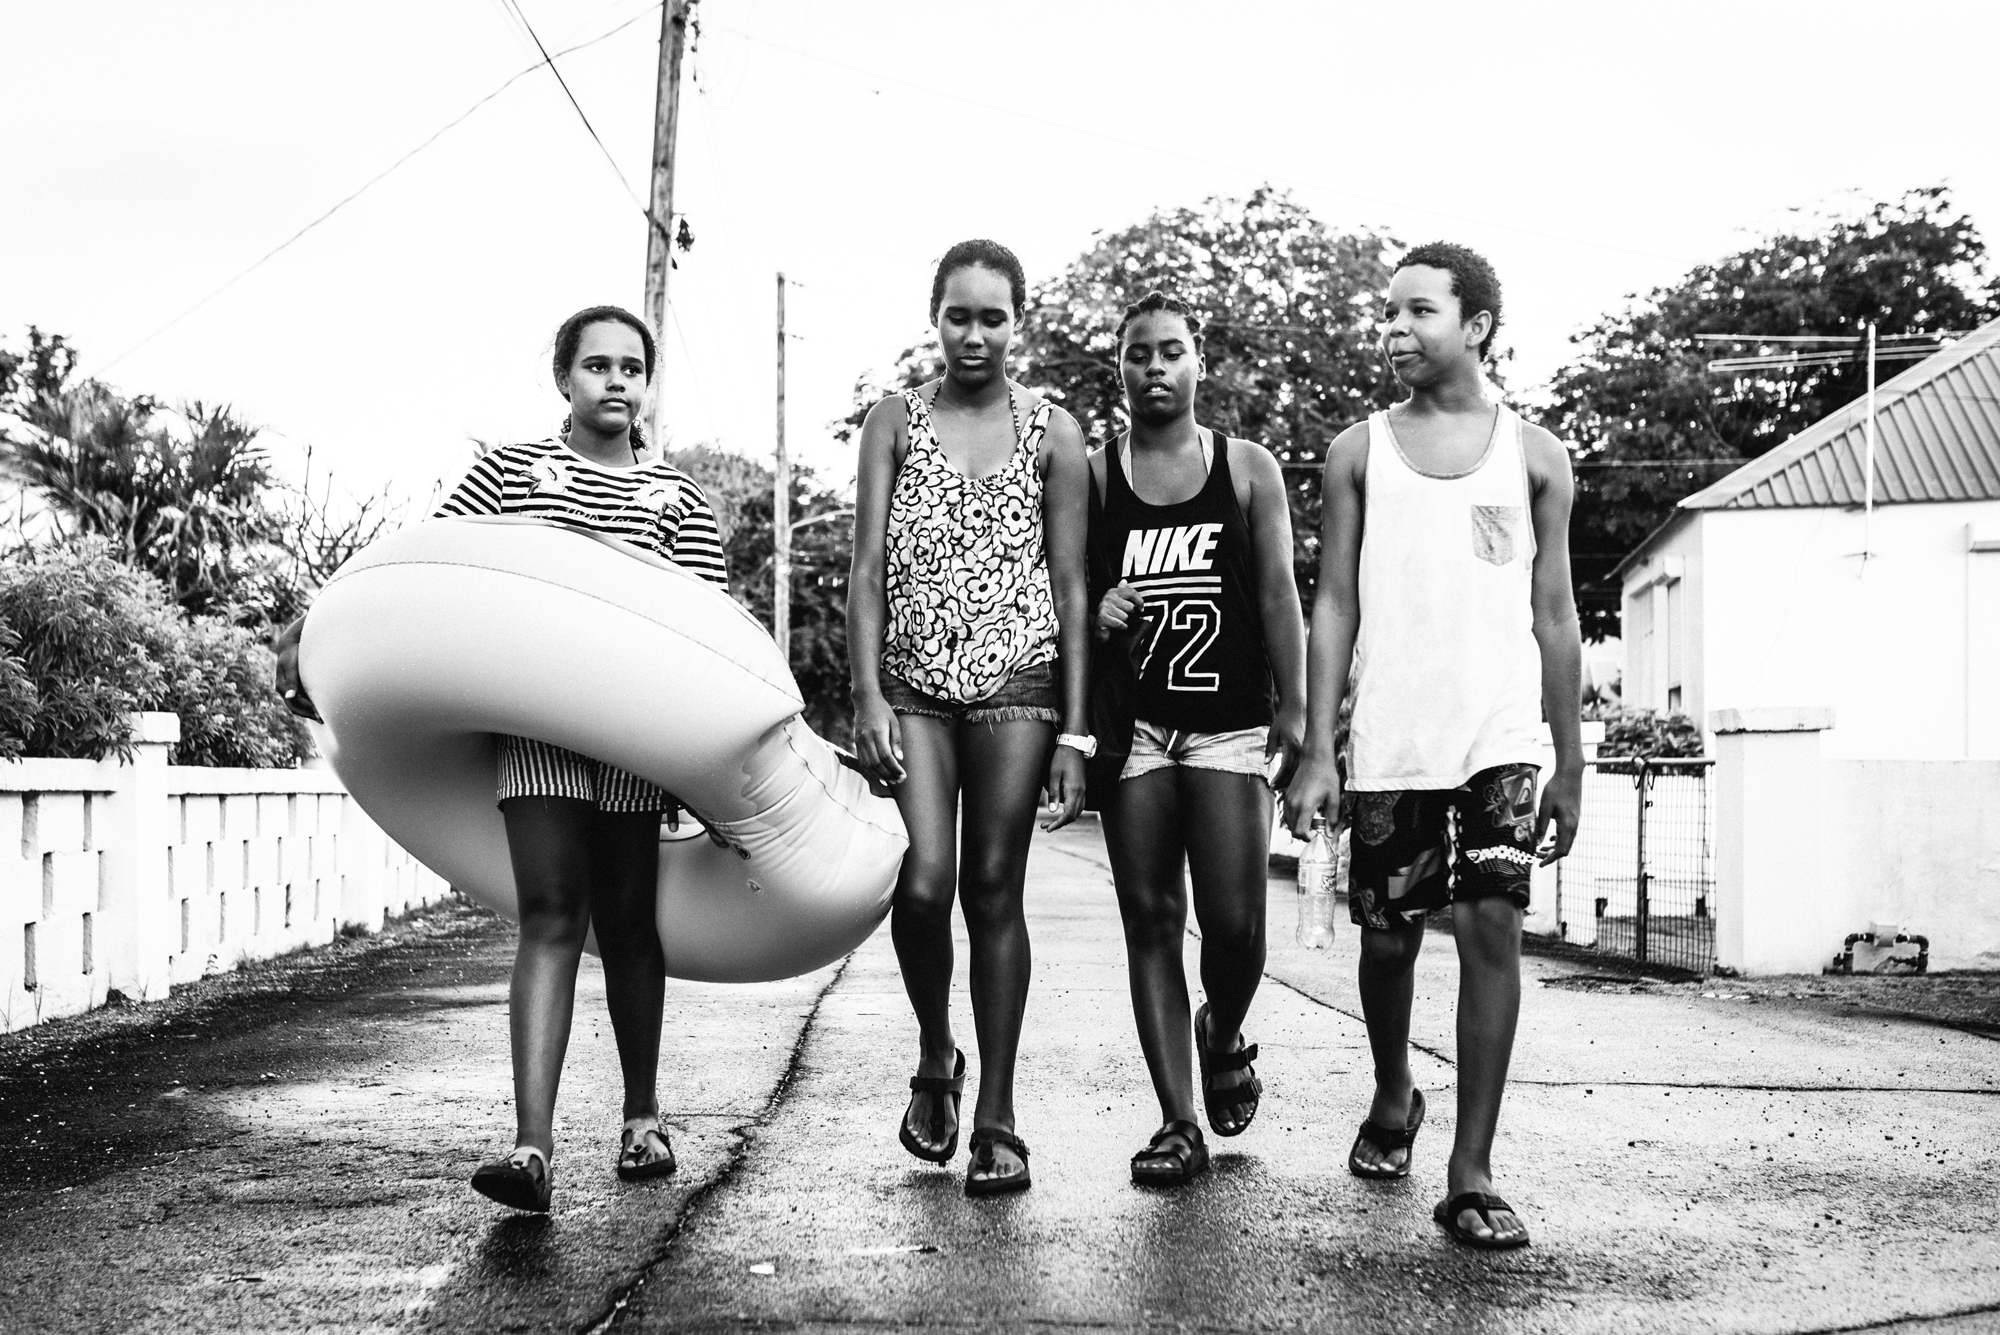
[642,0,694,449]
[773,271,791,660]
[1862,321,1877,562]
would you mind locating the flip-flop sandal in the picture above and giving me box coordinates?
[616,1120,678,1181]
[1434,1191,1531,1251]
[1348,1088,1426,1179]
[964,1127,1031,1197]
[1194,1002,1262,1137]
[1131,1119,1209,1186]
[899,1049,965,1164]
[471,1145,551,1213]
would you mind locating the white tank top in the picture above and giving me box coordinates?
[1347,405,1544,790]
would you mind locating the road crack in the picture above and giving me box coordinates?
[1795,1299,2000,1332]
[580,954,854,1335]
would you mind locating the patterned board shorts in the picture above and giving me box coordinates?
[1343,763,1540,930]
[879,660,1061,726]
[1120,720,1271,782]
[495,736,674,813]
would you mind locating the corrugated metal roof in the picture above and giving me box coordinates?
[1680,316,2000,510]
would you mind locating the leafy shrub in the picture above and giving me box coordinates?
[0,541,167,758]
[1590,704,1704,759]
[158,615,310,767]
[0,541,308,765]
[0,620,37,759]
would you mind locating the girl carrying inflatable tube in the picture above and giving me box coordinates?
[275,306,723,1213]
[849,240,1092,1196]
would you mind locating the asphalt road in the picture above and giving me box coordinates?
[2,821,1996,1333]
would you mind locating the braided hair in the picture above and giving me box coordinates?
[1115,290,1205,350]
[552,305,657,450]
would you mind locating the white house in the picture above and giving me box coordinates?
[1616,317,2000,760]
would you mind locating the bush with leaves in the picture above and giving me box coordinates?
[0,540,308,765]
[156,615,313,767]
[1590,704,1704,760]
[0,620,37,760]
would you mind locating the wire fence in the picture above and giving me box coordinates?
[1556,757,1716,975]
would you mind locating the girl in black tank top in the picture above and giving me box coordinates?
[1103,431,1272,733]
[1087,293,1309,1186]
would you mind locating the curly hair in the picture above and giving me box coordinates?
[1395,242,1502,359]
[1114,289,1205,350]
[552,305,656,448]
[930,239,1027,321]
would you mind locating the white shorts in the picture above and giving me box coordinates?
[495,736,673,812]
[1119,719,1271,783]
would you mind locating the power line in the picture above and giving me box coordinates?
[497,0,664,240]
[91,6,662,377]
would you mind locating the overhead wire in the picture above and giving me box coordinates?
[495,0,663,240]
[91,4,664,377]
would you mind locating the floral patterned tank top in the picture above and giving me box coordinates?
[882,386,1060,703]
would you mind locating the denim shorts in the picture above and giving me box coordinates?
[1343,763,1539,929]
[878,660,1060,725]
[1119,719,1271,782]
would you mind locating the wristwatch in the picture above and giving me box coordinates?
[1056,733,1098,759]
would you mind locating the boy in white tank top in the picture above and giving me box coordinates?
[1285,244,1585,1251]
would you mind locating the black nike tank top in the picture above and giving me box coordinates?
[1103,430,1272,732]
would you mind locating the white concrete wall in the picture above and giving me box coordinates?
[0,714,452,1032]
[1695,500,2000,760]
[1712,709,2000,975]
[1822,758,2000,971]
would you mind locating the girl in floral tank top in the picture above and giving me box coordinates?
[849,241,1092,1197]
[882,384,1061,702]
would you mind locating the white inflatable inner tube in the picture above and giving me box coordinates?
[301,517,906,982]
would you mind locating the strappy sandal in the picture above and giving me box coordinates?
[1194,1002,1262,1137]
[1434,1191,1531,1251]
[470,1145,551,1213]
[1348,1088,1426,1180]
[899,1049,966,1164]
[616,1118,678,1181]
[1130,1119,1209,1186]
[964,1127,1031,1197]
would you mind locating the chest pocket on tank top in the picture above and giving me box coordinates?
[1471,504,1522,566]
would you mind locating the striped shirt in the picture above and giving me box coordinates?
[435,438,730,587]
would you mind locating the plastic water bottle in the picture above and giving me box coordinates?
[1295,815,1339,949]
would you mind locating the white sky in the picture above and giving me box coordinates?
[5,1,1996,512]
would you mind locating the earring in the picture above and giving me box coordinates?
[560,413,572,440]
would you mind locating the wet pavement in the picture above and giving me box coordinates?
[2,822,1996,1333]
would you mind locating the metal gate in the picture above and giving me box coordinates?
[1555,757,1716,975]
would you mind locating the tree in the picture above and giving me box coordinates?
[671,445,854,745]
[0,354,290,621]
[0,539,309,765]
[840,189,1407,605]
[1549,186,1999,637]
[0,326,78,409]
[259,444,406,626]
